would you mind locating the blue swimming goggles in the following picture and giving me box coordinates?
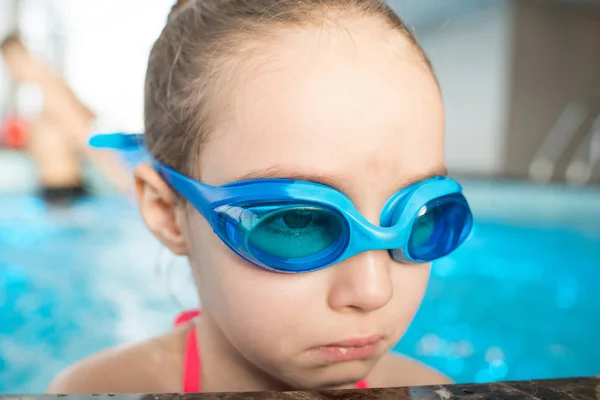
[90,133,473,273]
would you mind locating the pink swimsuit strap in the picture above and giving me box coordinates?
[174,310,202,392]
[174,309,369,392]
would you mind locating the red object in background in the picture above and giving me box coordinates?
[0,115,28,150]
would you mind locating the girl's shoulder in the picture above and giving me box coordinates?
[46,326,187,394]
[369,352,452,388]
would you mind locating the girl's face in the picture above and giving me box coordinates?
[145,18,444,389]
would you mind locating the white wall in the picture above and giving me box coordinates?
[54,0,174,133]
[0,0,16,36]
[415,3,514,175]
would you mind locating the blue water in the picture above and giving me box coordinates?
[1,181,599,393]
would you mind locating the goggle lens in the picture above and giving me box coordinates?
[214,202,349,272]
[405,194,473,262]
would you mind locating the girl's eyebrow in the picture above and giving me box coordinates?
[234,165,349,191]
[233,164,448,192]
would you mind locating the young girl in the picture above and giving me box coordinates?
[48,0,473,393]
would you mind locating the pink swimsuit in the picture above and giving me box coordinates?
[174,310,369,392]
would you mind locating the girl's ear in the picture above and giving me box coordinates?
[134,163,188,255]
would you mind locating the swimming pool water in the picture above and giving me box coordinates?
[0,181,599,393]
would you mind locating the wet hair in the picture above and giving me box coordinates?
[144,0,434,177]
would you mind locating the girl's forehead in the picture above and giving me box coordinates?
[200,23,443,189]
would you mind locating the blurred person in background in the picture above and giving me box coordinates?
[0,33,132,204]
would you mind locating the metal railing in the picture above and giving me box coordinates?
[528,101,592,184]
[565,114,600,185]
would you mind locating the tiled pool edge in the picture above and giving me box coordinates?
[1,377,598,399]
